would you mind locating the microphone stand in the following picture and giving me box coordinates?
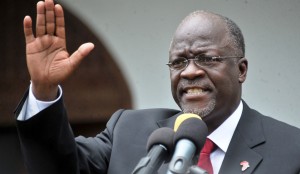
[132,144,168,174]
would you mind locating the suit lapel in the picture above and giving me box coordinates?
[219,102,265,174]
[219,131,263,173]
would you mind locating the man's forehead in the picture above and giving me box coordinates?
[179,11,222,27]
[176,13,225,36]
[171,16,228,47]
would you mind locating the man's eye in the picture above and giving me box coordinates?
[194,56,221,67]
[172,58,186,67]
[195,57,214,65]
[198,57,214,62]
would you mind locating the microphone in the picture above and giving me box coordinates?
[167,114,208,174]
[173,113,202,132]
[132,127,175,174]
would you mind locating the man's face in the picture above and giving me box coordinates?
[169,14,247,127]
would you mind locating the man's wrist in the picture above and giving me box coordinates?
[17,83,63,121]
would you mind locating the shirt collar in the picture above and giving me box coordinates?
[208,101,243,153]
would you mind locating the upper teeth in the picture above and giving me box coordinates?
[187,88,204,94]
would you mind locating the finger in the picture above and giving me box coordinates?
[36,1,46,37]
[45,0,55,35]
[24,16,35,44]
[54,4,65,39]
[69,43,95,68]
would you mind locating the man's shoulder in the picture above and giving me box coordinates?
[123,108,181,114]
[249,108,300,146]
[115,108,181,120]
[260,114,300,136]
[242,102,300,145]
[243,101,300,133]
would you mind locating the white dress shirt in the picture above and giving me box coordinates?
[208,101,243,173]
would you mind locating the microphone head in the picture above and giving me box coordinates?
[146,127,175,153]
[174,117,208,154]
[174,113,202,132]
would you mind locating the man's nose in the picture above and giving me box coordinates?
[180,60,205,79]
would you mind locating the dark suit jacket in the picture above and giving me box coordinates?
[15,92,300,174]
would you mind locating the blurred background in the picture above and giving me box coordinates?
[1,0,299,173]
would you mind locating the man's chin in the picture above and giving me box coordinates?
[180,100,216,118]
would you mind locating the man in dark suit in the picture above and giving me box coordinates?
[16,0,300,173]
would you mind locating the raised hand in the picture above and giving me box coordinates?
[23,0,94,100]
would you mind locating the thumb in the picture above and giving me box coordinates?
[69,42,95,68]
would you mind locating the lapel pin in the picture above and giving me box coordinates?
[240,161,250,172]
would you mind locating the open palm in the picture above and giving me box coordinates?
[24,0,94,100]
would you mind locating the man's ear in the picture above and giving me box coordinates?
[238,57,248,83]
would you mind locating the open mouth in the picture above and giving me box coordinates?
[177,79,213,101]
[182,87,211,99]
[185,88,206,95]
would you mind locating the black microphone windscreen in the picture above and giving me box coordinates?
[174,118,208,154]
[146,127,175,153]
